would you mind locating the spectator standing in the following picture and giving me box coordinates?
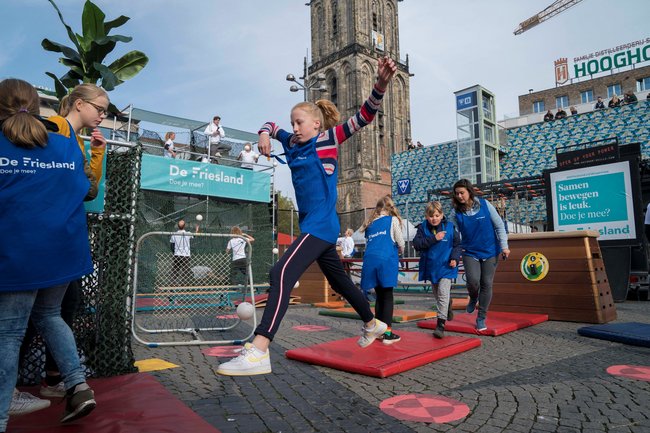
[416,141,423,148]
[170,220,196,286]
[203,115,225,163]
[543,110,554,122]
[359,195,405,344]
[594,97,605,110]
[341,228,355,258]
[555,107,567,120]
[622,91,638,105]
[569,106,578,115]
[237,142,259,170]
[407,140,416,150]
[0,78,97,429]
[608,95,621,108]
[164,132,176,158]
[227,227,255,287]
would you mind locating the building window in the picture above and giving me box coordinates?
[372,12,378,31]
[580,90,594,104]
[555,95,569,108]
[637,77,650,92]
[484,125,494,144]
[482,94,494,121]
[332,3,338,37]
[532,100,545,113]
[607,83,622,98]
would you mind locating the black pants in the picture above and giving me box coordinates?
[172,255,191,286]
[19,279,81,374]
[255,233,374,341]
[230,258,247,287]
[374,286,394,328]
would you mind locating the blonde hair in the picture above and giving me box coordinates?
[164,131,175,141]
[230,226,243,236]
[360,195,402,231]
[425,201,444,217]
[0,78,48,149]
[59,83,109,117]
[292,99,341,131]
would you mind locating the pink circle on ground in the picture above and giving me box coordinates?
[292,325,331,332]
[380,394,470,423]
[215,314,239,320]
[201,346,242,357]
[607,365,650,382]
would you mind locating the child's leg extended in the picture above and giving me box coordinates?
[374,286,394,327]
[254,234,327,342]
[316,246,374,323]
[436,278,452,320]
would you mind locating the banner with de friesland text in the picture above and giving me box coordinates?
[140,154,271,203]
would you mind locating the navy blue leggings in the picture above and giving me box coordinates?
[255,233,374,341]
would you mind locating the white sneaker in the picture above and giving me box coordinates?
[357,319,388,348]
[40,380,66,398]
[216,343,272,376]
[9,389,51,416]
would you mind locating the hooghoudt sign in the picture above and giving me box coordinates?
[555,37,650,84]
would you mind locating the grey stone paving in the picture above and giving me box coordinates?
[134,296,650,433]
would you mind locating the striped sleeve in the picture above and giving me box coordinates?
[259,122,294,150]
[332,84,385,145]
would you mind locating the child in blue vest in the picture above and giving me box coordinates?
[449,179,509,332]
[413,201,461,338]
[216,57,397,376]
[359,196,405,344]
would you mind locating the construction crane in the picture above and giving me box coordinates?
[514,0,584,35]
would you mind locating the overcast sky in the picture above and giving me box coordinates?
[1,0,648,201]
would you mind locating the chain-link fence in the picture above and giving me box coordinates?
[132,233,257,347]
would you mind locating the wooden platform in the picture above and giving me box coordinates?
[491,230,616,323]
[293,262,341,304]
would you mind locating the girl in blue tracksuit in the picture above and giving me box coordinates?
[413,201,461,338]
[359,195,405,344]
[448,179,509,332]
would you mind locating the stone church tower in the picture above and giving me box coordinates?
[307,0,411,231]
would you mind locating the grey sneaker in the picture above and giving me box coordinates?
[40,380,66,398]
[61,385,96,423]
[9,389,50,416]
[358,319,388,347]
[216,343,272,376]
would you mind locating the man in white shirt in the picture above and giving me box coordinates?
[237,142,259,170]
[341,228,356,258]
[170,220,197,286]
[203,115,226,163]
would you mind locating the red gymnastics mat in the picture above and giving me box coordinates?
[418,311,548,336]
[285,331,481,378]
[10,373,220,433]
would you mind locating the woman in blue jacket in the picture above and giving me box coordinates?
[449,179,510,332]
[413,201,461,338]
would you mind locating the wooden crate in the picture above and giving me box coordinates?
[491,230,616,323]
[292,261,341,304]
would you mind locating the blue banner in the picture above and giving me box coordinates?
[141,154,271,203]
[456,91,477,111]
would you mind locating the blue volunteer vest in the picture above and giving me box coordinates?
[455,198,500,260]
[418,220,458,284]
[0,130,93,292]
[361,215,398,290]
[285,136,339,243]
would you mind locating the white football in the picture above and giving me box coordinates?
[196,214,203,221]
[272,248,279,255]
[236,302,255,320]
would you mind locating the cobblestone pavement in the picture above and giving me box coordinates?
[133,296,650,433]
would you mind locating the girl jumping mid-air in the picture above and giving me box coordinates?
[217,56,397,376]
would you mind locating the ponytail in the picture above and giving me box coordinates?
[315,99,340,130]
[0,79,48,149]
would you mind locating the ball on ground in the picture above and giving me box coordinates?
[196,214,203,221]
[294,281,300,289]
[236,302,254,320]
[272,248,279,255]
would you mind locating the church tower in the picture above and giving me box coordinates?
[307,0,411,230]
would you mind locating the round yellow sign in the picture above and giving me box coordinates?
[520,252,549,282]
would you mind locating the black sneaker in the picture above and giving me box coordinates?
[61,386,96,423]
[382,332,401,345]
[447,303,454,321]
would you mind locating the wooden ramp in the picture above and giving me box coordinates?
[319,307,437,323]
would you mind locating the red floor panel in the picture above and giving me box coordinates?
[10,373,220,433]
[418,311,548,336]
[285,331,481,378]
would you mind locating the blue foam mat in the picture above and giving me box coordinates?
[577,322,650,348]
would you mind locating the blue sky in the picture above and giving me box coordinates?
[1,0,648,200]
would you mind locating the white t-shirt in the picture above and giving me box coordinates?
[645,202,650,225]
[164,139,175,158]
[227,237,247,261]
[239,150,259,169]
[341,236,355,257]
[170,230,193,256]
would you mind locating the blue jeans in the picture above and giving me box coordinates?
[0,284,87,431]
